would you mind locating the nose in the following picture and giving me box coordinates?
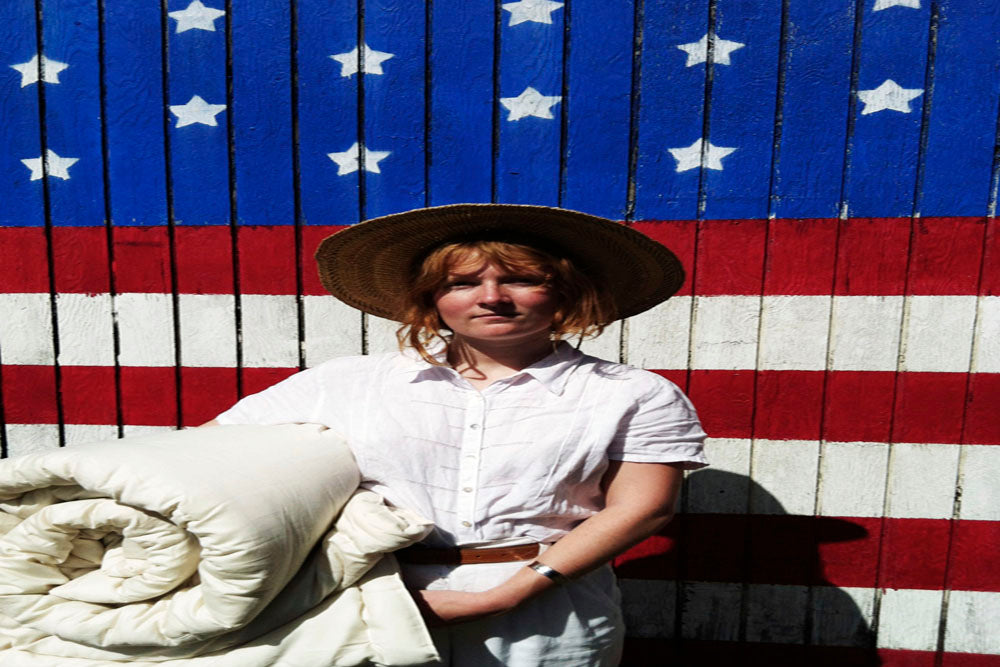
[477,280,509,305]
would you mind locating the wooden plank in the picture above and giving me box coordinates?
[103,0,168,226]
[770,2,855,218]
[0,0,45,228]
[495,0,564,205]
[296,0,359,225]
[561,0,633,217]
[428,0,494,205]
[363,0,426,217]
[166,0,229,225]
[845,2,931,217]
[702,0,781,220]
[238,226,300,371]
[919,1,1000,216]
[634,0,708,219]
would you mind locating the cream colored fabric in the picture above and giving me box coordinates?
[0,424,439,666]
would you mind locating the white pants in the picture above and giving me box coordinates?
[401,560,624,667]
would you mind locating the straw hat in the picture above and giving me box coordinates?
[315,203,685,322]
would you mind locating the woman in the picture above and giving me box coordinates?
[209,204,707,665]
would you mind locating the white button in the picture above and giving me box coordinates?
[463,487,473,492]
[461,521,472,527]
[469,424,480,430]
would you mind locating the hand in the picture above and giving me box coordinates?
[410,589,509,627]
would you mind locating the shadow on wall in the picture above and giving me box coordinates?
[615,469,880,666]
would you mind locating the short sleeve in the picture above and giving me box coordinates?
[215,364,328,426]
[606,371,708,469]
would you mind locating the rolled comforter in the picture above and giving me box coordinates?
[0,424,438,666]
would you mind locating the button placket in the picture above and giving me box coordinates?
[456,392,486,538]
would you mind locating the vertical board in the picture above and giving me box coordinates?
[919,0,1000,216]
[702,0,781,220]
[166,0,229,225]
[560,0,633,218]
[41,0,104,227]
[362,0,426,218]
[428,0,494,205]
[495,0,564,205]
[0,0,44,227]
[634,0,708,219]
[845,2,930,217]
[103,1,168,226]
[770,2,855,219]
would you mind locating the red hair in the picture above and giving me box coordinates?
[396,240,616,364]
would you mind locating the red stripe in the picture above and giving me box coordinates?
[179,367,238,427]
[174,226,234,294]
[112,226,173,293]
[120,366,178,427]
[61,366,116,424]
[693,218,768,296]
[628,221,697,297]
[4,218,993,295]
[238,226,297,295]
[613,515,1000,592]
[621,640,1000,667]
[1,365,58,423]
[0,227,49,292]
[764,218,838,295]
[52,227,110,294]
[8,367,995,445]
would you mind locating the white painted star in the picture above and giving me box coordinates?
[21,149,79,181]
[499,87,562,121]
[668,138,737,172]
[329,44,395,77]
[676,33,745,67]
[169,95,227,127]
[168,0,225,33]
[327,142,391,175]
[10,54,69,87]
[501,0,564,26]
[857,79,923,114]
[874,0,920,10]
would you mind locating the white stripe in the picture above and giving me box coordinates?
[829,295,903,371]
[624,296,691,370]
[578,320,622,362]
[0,294,54,365]
[973,295,1000,373]
[3,424,60,457]
[679,581,743,641]
[619,579,676,639]
[690,295,760,370]
[114,293,176,366]
[745,584,808,643]
[121,424,178,437]
[366,314,401,355]
[687,438,750,513]
[240,294,298,368]
[64,423,119,446]
[758,296,829,371]
[901,295,977,373]
[177,294,236,367]
[301,295,362,367]
[877,588,943,651]
[750,439,819,515]
[817,441,889,518]
[811,586,876,647]
[945,590,1000,654]
[958,445,1000,521]
[55,293,114,365]
[886,442,960,520]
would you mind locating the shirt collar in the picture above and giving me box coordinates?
[393,341,584,396]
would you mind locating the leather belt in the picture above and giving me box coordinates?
[395,542,542,565]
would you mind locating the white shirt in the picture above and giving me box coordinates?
[216,343,707,548]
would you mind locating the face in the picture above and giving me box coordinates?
[433,256,558,347]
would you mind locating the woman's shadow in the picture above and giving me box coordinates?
[615,469,880,666]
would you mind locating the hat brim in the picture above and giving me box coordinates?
[315,203,685,322]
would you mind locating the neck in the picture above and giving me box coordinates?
[447,335,556,384]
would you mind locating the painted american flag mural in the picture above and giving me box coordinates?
[1,0,998,663]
